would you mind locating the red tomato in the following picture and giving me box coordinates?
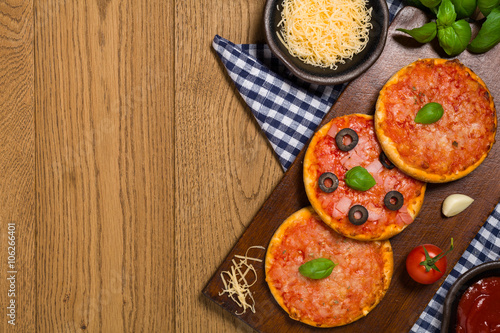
[406,240,453,284]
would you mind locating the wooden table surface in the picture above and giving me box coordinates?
[0,0,279,332]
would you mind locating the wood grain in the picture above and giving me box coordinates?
[204,6,500,333]
[174,1,283,332]
[0,1,35,332]
[35,0,174,332]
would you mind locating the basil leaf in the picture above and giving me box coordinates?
[468,8,500,53]
[344,166,376,191]
[415,102,444,124]
[451,0,477,18]
[397,22,437,43]
[420,0,442,9]
[299,258,337,279]
[437,0,457,27]
[478,0,500,16]
[438,19,471,56]
[403,0,436,12]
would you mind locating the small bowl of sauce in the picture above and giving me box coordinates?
[442,261,500,333]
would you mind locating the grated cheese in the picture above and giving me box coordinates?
[219,246,265,315]
[277,0,373,69]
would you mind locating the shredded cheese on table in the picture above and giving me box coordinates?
[219,246,265,315]
[278,0,373,69]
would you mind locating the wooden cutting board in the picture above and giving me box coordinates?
[203,6,500,333]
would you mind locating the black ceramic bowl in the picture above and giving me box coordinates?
[441,260,500,332]
[263,0,389,85]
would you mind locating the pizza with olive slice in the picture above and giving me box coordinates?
[303,114,426,241]
[265,207,393,328]
[375,58,497,183]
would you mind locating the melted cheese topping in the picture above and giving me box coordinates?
[219,246,265,315]
[377,59,496,179]
[266,208,391,327]
[304,115,425,240]
[278,0,373,69]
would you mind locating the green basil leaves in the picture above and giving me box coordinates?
[397,0,500,55]
[437,19,471,56]
[397,22,437,43]
[344,166,376,191]
[415,102,444,124]
[299,258,337,279]
[451,0,477,18]
[478,0,500,16]
[437,0,457,26]
[435,0,472,56]
[469,8,500,53]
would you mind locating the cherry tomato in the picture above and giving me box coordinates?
[406,239,454,284]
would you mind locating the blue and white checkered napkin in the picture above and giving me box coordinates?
[213,1,500,331]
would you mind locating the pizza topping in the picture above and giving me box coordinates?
[335,128,359,151]
[379,151,395,169]
[377,59,496,180]
[414,102,444,124]
[266,208,392,327]
[299,258,337,279]
[348,205,369,225]
[384,191,404,211]
[219,246,265,315]
[345,166,376,191]
[442,194,474,217]
[305,114,426,240]
[335,196,353,214]
[318,172,339,193]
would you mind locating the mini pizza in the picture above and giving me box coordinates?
[303,113,426,241]
[265,207,393,328]
[375,58,497,183]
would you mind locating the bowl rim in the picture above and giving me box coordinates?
[441,260,500,332]
[263,0,390,86]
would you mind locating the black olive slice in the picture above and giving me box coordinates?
[318,172,339,193]
[379,151,395,169]
[348,205,368,225]
[335,128,359,151]
[384,191,404,211]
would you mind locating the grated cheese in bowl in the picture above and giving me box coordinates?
[277,0,373,69]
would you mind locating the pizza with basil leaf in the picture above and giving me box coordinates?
[375,58,497,183]
[265,207,393,328]
[303,114,426,241]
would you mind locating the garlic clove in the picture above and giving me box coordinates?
[442,194,474,217]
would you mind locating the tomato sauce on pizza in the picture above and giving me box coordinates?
[265,207,393,328]
[375,58,497,183]
[303,114,426,241]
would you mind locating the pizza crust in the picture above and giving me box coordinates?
[303,114,426,241]
[375,58,497,183]
[265,207,393,328]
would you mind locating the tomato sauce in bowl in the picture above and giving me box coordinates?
[456,276,500,333]
[442,261,500,333]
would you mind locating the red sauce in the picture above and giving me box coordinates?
[456,276,500,333]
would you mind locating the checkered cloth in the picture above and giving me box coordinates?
[212,1,500,331]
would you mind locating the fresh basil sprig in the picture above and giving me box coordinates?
[299,258,337,279]
[344,166,376,191]
[436,0,472,56]
[468,8,500,53]
[415,102,444,124]
[398,0,500,56]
